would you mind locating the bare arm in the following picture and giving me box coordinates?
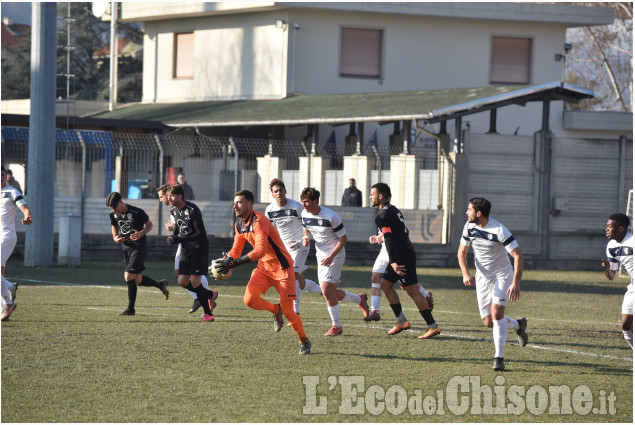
[507,247,524,301]
[18,204,32,225]
[321,234,347,266]
[601,259,616,280]
[457,243,475,287]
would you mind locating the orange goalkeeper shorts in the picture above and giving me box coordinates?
[248,267,297,301]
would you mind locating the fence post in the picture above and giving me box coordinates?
[76,130,87,235]
[229,137,239,194]
[154,134,164,238]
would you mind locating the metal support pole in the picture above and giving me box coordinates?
[488,109,497,134]
[25,2,57,267]
[108,1,118,111]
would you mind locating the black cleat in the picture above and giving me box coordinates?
[118,308,135,316]
[159,279,169,300]
[493,357,505,371]
[274,303,284,332]
[299,340,311,355]
[189,298,202,314]
[516,318,528,347]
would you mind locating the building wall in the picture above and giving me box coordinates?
[142,10,288,102]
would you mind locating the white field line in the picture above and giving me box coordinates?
[11,278,632,363]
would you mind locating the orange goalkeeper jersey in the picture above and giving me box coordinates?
[228,209,294,272]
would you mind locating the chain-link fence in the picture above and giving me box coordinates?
[1,126,442,207]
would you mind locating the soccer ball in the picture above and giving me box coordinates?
[210,259,233,281]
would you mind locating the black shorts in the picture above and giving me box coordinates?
[178,242,209,276]
[382,257,419,287]
[123,242,147,274]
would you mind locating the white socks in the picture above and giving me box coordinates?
[294,280,302,314]
[371,283,381,311]
[506,316,520,331]
[1,276,11,303]
[328,304,341,327]
[188,275,210,299]
[493,318,507,358]
[340,291,361,304]
[419,286,429,298]
[303,279,322,294]
[624,330,633,349]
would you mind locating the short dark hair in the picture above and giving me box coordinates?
[371,182,391,199]
[609,213,630,229]
[300,187,320,202]
[169,184,185,198]
[270,178,285,191]
[106,192,122,207]
[235,190,254,203]
[469,197,492,217]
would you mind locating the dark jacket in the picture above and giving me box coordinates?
[341,186,362,206]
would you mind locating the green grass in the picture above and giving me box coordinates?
[1,259,632,422]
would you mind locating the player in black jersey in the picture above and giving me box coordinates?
[166,184,218,322]
[106,192,169,316]
[370,183,441,339]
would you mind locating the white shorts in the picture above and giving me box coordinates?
[289,244,309,274]
[1,232,17,267]
[475,267,513,318]
[372,246,389,274]
[317,249,346,284]
[623,282,633,316]
[174,244,182,270]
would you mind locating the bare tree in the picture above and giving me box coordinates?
[565,2,632,112]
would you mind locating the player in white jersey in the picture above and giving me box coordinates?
[157,184,211,315]
[601,213,633,349]
[1,166,32,316]
[265,179,322,315]
[300,187,369,336]
[458,197,528,372]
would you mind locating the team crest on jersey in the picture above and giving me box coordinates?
[118,218,133,235]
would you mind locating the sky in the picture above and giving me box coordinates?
[1,2,32,25]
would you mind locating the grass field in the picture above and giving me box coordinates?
[1,258,632,422]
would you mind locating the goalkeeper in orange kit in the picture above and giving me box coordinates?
[212,190,311,355]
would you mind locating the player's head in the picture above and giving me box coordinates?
[270,178,287,204]
[168,184,185,206]
[606,213,630,241]
[370,183,391,207]
[467,197,491,223]
[106,192,125,213]
[234,190,254,219]
[157,184,171,206]
[300,187,320,214]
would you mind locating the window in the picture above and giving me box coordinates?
[340,28,382,78]
[173,32,194,79]
[490,36,531,84]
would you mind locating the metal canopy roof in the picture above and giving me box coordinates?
[92,81,593,128]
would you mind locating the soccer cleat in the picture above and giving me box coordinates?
[299,340,312,355]
[189,299,202,314]
[516,317,528,347]
[426,291,434,311]
[387,321,410,335]
[365,310,381,322]
[493,357,505,371]
[208,291,219,313]
[418,326,441,339]
[159,279,169,300]
[273,304,284,332]
[201,313,215,322]
[324,326,343,336]
[8,282,18,302]
[1,304,16,321]
[358,293,370,320]
[118,308,135,316]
